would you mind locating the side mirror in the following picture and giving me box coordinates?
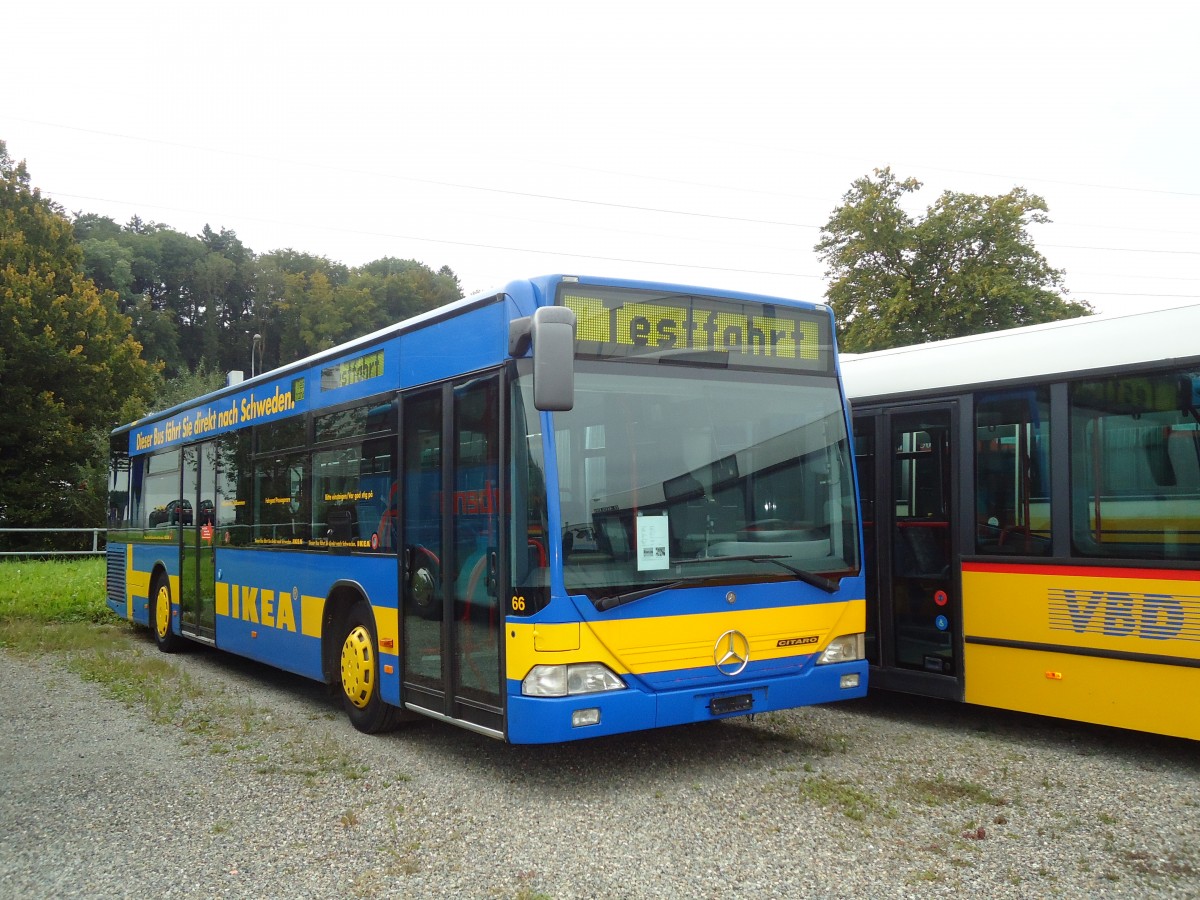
[510,306,576,411]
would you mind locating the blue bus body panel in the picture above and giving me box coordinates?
[398,302,510,388]
[506,660,868,744]
[212,549,398,683]
[104,540,399,688]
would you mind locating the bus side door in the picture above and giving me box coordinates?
[400,374,504,735]
[180,441,217,642]
[855,403,963,699]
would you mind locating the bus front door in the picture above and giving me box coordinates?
[180,441,217,643]
[400,375,504,736]
[855,405,962,699]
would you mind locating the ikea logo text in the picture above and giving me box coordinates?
[216,583,299,632]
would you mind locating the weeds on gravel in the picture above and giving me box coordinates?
[752,710,853,755]
[899,774,1008,807]
[1124,849,1198,879]
[794,773,879,821]
[513,871,552,900]
[69,644,203,723]
[284,733,370,782]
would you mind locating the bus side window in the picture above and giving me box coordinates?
[974,389,1052,556]
[1070,373,1200,560]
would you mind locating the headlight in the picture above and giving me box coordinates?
[817,633,865,665]
[522,663,625,696]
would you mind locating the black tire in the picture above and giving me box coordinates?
[150,573,184,653]
[338,600,403,733]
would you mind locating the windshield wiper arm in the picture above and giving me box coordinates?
[594,557,839,612]
[675,554,839,594]
[595,581,689,612]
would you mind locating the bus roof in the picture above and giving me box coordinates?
[840,302,1200,403]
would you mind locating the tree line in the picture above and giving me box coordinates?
[76,215,463,382]
[2,141,1091,538]
[0,140,462,540]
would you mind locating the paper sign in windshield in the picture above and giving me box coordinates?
[637,515,670,571]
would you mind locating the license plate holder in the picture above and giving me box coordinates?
[709,693,754,716]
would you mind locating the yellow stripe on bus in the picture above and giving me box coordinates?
[506,600,865,680]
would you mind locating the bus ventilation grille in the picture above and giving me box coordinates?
[105,546,126,604]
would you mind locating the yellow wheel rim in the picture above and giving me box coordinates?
[154,584,172,640]
[340,624,374,709]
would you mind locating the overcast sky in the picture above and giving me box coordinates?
[4,1,1198,316]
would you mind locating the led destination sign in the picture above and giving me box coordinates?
[561,286,829,372]
[321,349,384,392]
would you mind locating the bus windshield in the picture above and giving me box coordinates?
[520,362,859,604]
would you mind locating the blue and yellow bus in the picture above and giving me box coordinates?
[842,302,1200,741]
[106,275,867,743]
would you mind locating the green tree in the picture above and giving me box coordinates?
[253,250,350,370]
[198,225,256,375]
[148,362,227,414]
[126,293,182,366]
[816,168,1092,352]
[278,269,378,360]
[354,257,462,328]
[75,217,250,377]
[0,141,155,527]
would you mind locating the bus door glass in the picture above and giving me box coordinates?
[450,375,502,722]
[180,441,217,642]
[402,389,444,704]
[852,414,881,666]
[401,375,504,731]
[889,408,956,678]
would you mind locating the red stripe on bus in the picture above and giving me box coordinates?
[962,560,1200,581]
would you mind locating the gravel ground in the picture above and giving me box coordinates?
[1,635,1197,900]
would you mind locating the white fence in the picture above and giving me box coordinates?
[0,528,107,557]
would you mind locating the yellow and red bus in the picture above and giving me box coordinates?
[106,275,867,743]
[842,303,1200,740]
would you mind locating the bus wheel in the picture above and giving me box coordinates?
[150,574,183,653]
[338,601,402,733]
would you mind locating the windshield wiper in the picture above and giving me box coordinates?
[675,554,839,594]
[594,580,689,612]
[594,555,839,611]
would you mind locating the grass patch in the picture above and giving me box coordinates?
[0,557,110,626]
